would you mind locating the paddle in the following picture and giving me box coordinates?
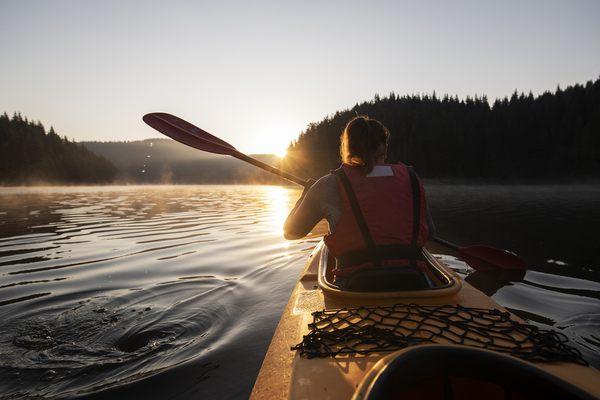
[433,237,526,270]
[142,112,307,186]
[143,112,527,271]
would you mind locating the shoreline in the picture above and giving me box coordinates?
[3,179,600,189]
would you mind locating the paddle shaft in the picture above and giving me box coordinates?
[433,236,459,251]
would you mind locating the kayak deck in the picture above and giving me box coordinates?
[250,241,600,400]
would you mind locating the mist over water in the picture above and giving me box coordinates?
[0,184,599,399]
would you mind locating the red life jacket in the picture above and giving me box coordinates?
[325,163,429,278]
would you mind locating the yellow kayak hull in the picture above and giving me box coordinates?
[250,241,600,400]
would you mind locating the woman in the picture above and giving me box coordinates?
[283,116,435,286]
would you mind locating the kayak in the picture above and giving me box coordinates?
[250,240,600,400]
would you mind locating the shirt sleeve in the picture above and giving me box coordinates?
[283,176,332,240]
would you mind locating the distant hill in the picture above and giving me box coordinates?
[0,113,117,185]
[82,138,287,185]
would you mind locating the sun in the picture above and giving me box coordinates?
[273,146,289,159]
[251,123,300,158]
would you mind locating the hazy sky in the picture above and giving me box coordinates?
[1,1,599,156]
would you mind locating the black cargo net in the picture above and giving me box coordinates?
[292,303,587,365]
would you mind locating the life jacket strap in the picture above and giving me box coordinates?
[334,165,423,269]
[335,167,379,265]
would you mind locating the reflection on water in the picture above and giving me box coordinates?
[425,184,600,275]
[425,183,600,369]
[0,184,599,398]
[0,185,318,399]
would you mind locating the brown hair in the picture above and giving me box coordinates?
[340,116,390,173]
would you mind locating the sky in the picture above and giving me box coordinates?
[1,0,599,156]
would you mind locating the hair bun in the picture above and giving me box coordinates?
[341,115,390,173]
[356,117,370,130]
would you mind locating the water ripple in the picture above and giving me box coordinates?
[0,185,309,398]
[1,184,599,398]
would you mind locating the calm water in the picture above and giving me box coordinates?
[0,184,599,399]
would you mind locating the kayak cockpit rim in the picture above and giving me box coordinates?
[317,243,462,299]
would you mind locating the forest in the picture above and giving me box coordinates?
[282,77,600,182]
[0,113,117,185]
[2,76,599,185]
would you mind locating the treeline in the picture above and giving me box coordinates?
[82,139,287,185]
[283,77,600,182]
[0,113,117,185]
[4,77,598,186]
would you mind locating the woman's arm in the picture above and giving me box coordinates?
[283,179,325,240]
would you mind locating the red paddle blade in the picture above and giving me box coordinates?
[458,245,527,271]
[143,113,239,156]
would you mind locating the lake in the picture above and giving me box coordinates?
[0,184,599,399]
